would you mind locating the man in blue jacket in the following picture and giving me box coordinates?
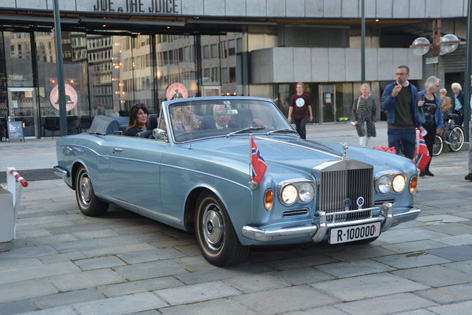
[381,65,423,160]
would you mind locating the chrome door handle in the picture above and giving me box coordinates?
[112,147,124,153]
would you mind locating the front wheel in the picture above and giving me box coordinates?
[194,192,250,267]
[447,126,464,152]
[432,135,443,156]
[75,166,109,217]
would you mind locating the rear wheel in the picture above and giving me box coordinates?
[432,135,443,156]
[75,166,109,217]
[195,192,250,267]
[447,126,464,152]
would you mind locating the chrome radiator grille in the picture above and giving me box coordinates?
[318,165,373,223]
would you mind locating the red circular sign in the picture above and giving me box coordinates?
[166,83,188,101]
[50,85,78,111]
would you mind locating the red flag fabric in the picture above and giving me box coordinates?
[251,136,267,184]
[415,130,431,172]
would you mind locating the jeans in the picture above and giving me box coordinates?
[294,117,307,139]
[387,128,416,160]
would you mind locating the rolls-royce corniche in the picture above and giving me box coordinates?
[54,96,420,266]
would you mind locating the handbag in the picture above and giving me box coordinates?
[354,97,365,137]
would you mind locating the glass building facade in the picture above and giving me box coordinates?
[0,31,252,139]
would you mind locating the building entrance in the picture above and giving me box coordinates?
[319,85,336,123]
[7,88,39,138]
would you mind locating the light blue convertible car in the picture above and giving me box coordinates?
[55,96,420,266]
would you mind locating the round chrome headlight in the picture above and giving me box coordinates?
[377,175,392,194]
[298,183,315,203]
[281,184,297,205]
[392,174,406,193]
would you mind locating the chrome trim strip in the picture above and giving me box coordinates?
[96,193,182,224]
[242,225,318,242]
[242,204,421,242]
[257,137,341,158]
[53,166,68,178]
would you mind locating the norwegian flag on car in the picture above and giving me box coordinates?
[250,135,267,184]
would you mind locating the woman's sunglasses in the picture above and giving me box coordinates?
[133,103,147,108]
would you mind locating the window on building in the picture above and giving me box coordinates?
[202,45,210,59]
[228,40,235,56]
[211,44,218,58]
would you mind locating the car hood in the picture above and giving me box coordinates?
[182,135,414,173]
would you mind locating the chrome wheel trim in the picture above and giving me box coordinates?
[79,173,92,207]
[202,202,224,250]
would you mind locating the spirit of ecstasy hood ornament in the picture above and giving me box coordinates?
[342,143,348,160]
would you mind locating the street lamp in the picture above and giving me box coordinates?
[410,20,460,77]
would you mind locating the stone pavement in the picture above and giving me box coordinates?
[1,122,472,314]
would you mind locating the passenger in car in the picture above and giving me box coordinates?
[172,106,199,132]
[124,103,149,136]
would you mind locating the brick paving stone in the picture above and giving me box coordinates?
[155,281,241,305]
[0,261,80,285]
[0,279,58,303]
[0,299,36,315]
[416,283,472,304]
[118,248,187,264]
[269,267,335,285]
[374,227,449,244]
[444,260,472,273]
[427,300,472,314]
[426,245,472,261]
[282,306,348,315]
[73,256,127,271]
[372,252,451,269]
[171,255,219,272]
[223,273,290,293]
[81,243,155,258]
[435,234,472,246]
[38,252,87,264]
[323,245,396,262]
[392,265,472,287]
[231,285,339,314]
[113,260,188,281]
[174,263,273,285]
[316,259,395,278]
[50,269,126,292]
[21,305,77,315]
[0,245,57,260]
[262,253,337,270]
[98,277,184,298]
[31,288,105,310]
[73,292,168,314]
[310,273,429,301]
[336,293,437,315]
[381,240,448,253]
[159,299,254,315]
[422,223,472,236]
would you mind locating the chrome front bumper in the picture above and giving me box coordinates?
[241,203,421,242]
[53,166,68,179]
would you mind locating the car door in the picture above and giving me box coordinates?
[103,135,168,215]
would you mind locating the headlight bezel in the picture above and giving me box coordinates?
[375,171,407,194]
[279,180,316,206]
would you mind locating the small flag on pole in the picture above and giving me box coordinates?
[415,129,431,172]
[250,135,267,184]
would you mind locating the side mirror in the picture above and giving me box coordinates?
[152,128,168,141]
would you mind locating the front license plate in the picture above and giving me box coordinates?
[329,222,381,244]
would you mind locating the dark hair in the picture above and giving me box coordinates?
[397,65,410,74]
[125,103,149,133]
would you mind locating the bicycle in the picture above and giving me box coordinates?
[433,111,464,156]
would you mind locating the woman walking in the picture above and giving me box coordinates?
[418,76,444,176]
[352,83,376,147]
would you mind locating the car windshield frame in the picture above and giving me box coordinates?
[163,97,295,144]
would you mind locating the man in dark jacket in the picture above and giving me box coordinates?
[381,65,423,160]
